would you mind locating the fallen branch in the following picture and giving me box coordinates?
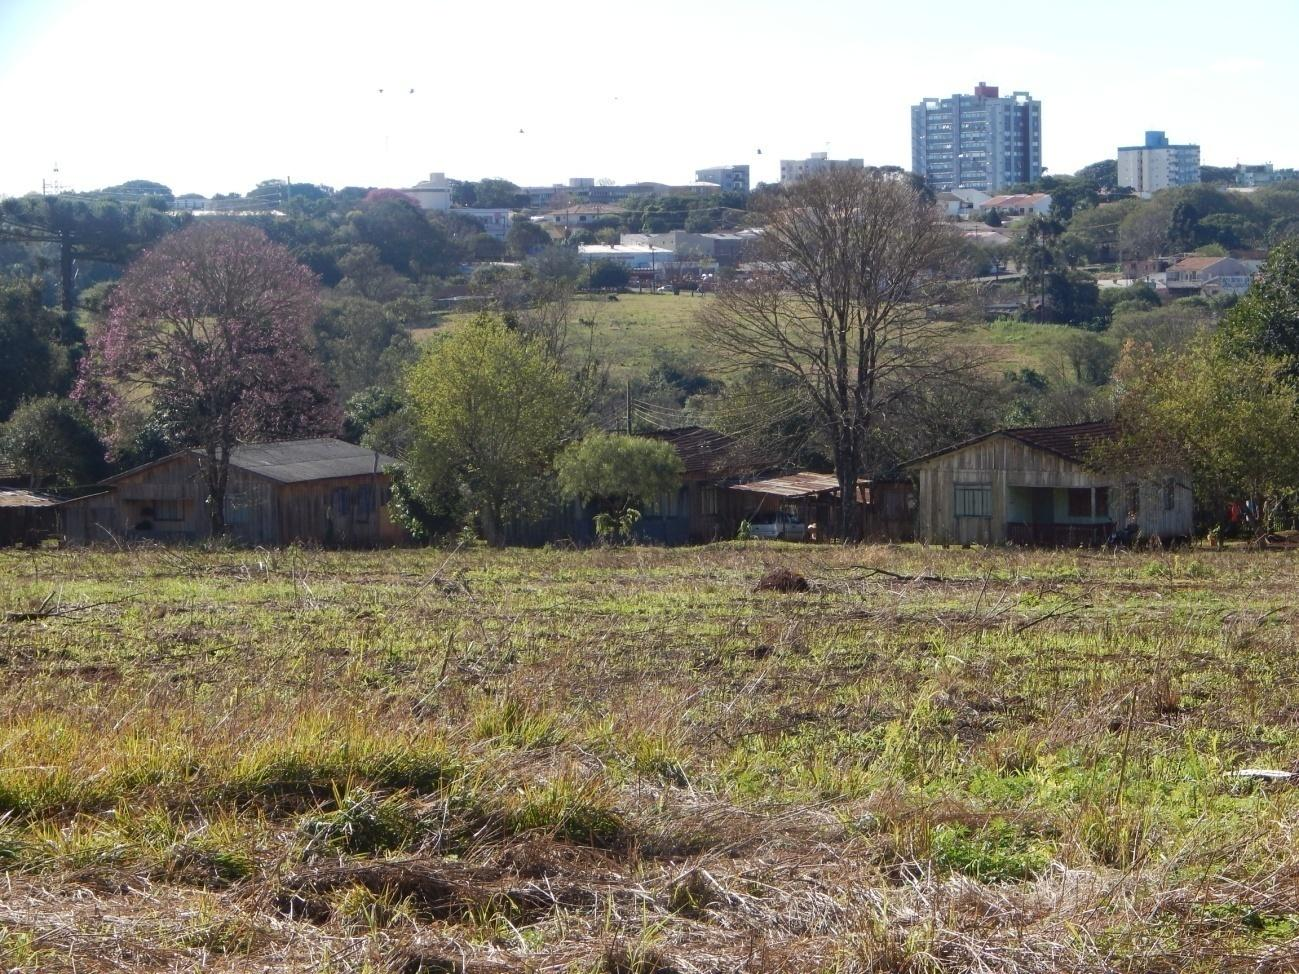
[4,594,137,623]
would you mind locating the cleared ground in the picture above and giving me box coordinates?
[3,543,1296,972]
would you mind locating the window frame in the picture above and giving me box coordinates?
[954,483,993,519]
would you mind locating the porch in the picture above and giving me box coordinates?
[1005,484,1114,548]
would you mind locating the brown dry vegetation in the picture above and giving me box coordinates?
[2,543,1299,972]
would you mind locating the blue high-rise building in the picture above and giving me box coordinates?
[911,83,1042,193]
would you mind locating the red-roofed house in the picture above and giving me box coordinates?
[978,193,1053,217]
[1165,255,1253,296]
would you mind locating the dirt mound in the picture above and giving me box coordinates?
[755,567,810,593]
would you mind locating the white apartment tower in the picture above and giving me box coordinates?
[779,152,864,184]
[911,83,1042,194]
[1116,132,1201,196]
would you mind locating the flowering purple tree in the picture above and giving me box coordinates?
[76,222,339,536]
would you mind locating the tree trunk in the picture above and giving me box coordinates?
[205,444,230,539]
[480,503,503,548]
[835,427,861,544]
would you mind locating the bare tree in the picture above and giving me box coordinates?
[697,169,982,539]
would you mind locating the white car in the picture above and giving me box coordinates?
[748,510,807,541]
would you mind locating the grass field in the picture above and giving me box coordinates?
[410,295,1080,382]
[411,293,708,378]
[2,542,1299,972]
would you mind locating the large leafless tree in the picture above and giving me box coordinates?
[697,169,980,539]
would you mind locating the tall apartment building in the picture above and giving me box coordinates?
[779,152,864,184]
[1116,132,1200,196]
[910,83,1042,193]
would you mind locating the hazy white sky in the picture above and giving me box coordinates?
[1,0,1295,198]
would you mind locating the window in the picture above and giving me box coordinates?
[1067,488,1092,518]
[332,488,350,516]
[1095,487,1110,518]
[954,484,992,518]
[154,499,184,522]
[354,485,374,522]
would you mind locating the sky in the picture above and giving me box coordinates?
[1,0,1297,198]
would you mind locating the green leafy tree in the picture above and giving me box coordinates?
[984,207,1002,227]
[1016,215,1065,322]
[472,179,527,208]
[1103,336,1299,531]
[587,260,630,290]
[506,218,551,259]
[0,195,178,312]
[0,276,73,419]
[349,192,458,277]
[1218,240,1299,378]
[0,396,106,489]
[314,293,419,399]
[405,315,576,545]
[556,433,684,540]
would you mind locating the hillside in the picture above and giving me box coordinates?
[412,292,1086,381]
[2,544,1297,972]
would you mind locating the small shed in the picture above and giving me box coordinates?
[905,421,1193,546]
[59,438,407,547]
[0,490,61,547]
[725,472,913,541]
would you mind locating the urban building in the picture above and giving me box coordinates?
[1116,132,1200,196]
[404,172,453,211]
[779,152,864,184]
[455,207,514,239]
[530,203,625,228]
[911,83,1042,193]
[1235,163,1298,187]
[1164,255,1254,297]
[695,165,750,195]
[620,229,760,265]
[577,243,676,271]
[977,193,1053,218]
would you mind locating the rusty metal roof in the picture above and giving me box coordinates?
[729,472,841,498]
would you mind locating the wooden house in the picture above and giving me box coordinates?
[635,427,766,544]
[59,438,407,547]
[906,422,1192,546]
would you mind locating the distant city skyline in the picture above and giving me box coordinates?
[2,0,1297,199]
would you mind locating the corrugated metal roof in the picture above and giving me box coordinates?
[223,438,399,484]
[0,490,60,508]
[99,438,400,487]
[729,472,840,498]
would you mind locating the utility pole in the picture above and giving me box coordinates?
[625,380,632,435]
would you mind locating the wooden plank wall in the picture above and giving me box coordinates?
[914,435,1194,545]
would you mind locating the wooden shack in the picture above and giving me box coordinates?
[906,421,1193,546]
[59,438,407,547]
[635,427,767,544]
[0,490,61,547]
[723,472,914,541]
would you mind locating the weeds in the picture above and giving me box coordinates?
[0,543,1296,971]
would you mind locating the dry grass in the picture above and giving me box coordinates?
[1,542,1298,972]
